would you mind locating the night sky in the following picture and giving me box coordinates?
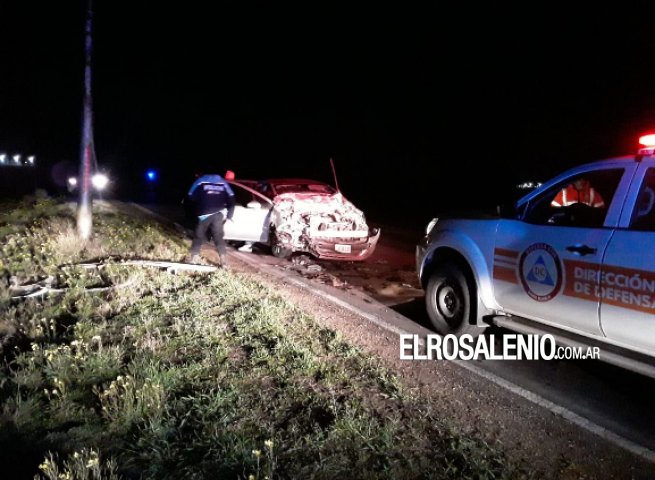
[2,2,655,225]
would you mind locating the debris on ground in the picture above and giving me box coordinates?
[289,254,324,273]
[9,259,218,299]
[237,243,254,252]
[279,256,348,290]
[292,254,313,266]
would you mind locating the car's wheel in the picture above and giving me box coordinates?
[270,229,293,259]
[425,264,479,336]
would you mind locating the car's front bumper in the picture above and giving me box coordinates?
[310,228,381,261]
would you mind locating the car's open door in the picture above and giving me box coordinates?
[223,181,273,243]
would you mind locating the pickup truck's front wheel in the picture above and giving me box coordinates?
[425,264,479,336]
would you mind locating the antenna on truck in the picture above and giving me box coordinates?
[330,157,341,193]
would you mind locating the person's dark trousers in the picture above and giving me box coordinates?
[190,212,226,258]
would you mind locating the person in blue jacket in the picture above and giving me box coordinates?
[186,173,235,266]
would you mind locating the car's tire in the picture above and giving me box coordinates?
[425,264,480,337]
[270,229,293,259]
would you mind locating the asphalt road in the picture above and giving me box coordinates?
[140,202,655,458]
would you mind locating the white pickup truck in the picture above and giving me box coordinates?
[416,135,655,377]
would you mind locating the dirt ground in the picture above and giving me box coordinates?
[228,223,425,308]
[213,245,655,480]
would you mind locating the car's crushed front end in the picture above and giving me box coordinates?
[271,192,380,260]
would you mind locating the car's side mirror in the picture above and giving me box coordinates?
[247,201,261,209]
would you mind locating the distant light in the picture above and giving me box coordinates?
[146,170,157,181]
[517,181,543,190]
[0,154,5,164]
[639,134,655,147]
[92,173,109,190]
[27,155,35,165]
[13,154,20,164]
[68,177,78,186]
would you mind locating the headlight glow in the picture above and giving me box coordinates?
[91,173,109,190]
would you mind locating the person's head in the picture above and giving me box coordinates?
[573,178,589,189]
[225,170,235,181]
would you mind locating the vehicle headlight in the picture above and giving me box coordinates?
[425,217,439,235]
[92,173,109,191]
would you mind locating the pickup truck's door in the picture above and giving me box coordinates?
[492,165,634,336]
[600,162,655,354]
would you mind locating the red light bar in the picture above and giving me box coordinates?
[639,134,655,147]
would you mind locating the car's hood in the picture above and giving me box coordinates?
[273,192,365,217]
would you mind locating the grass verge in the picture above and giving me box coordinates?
[0,198,526,479]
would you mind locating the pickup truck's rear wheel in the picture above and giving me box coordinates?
[425,264,479,336]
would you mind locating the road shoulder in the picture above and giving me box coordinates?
[225,248,655,479]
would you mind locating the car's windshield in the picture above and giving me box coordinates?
[273,183,337,195]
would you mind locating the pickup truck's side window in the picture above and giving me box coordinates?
[629,167,655,231]
[522,168,624,227]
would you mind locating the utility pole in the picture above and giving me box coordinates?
[77,0,95,239]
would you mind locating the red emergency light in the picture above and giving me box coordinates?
[637,133,655,159]
[638,133,655,147]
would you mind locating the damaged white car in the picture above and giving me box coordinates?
[223,178,380,260]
